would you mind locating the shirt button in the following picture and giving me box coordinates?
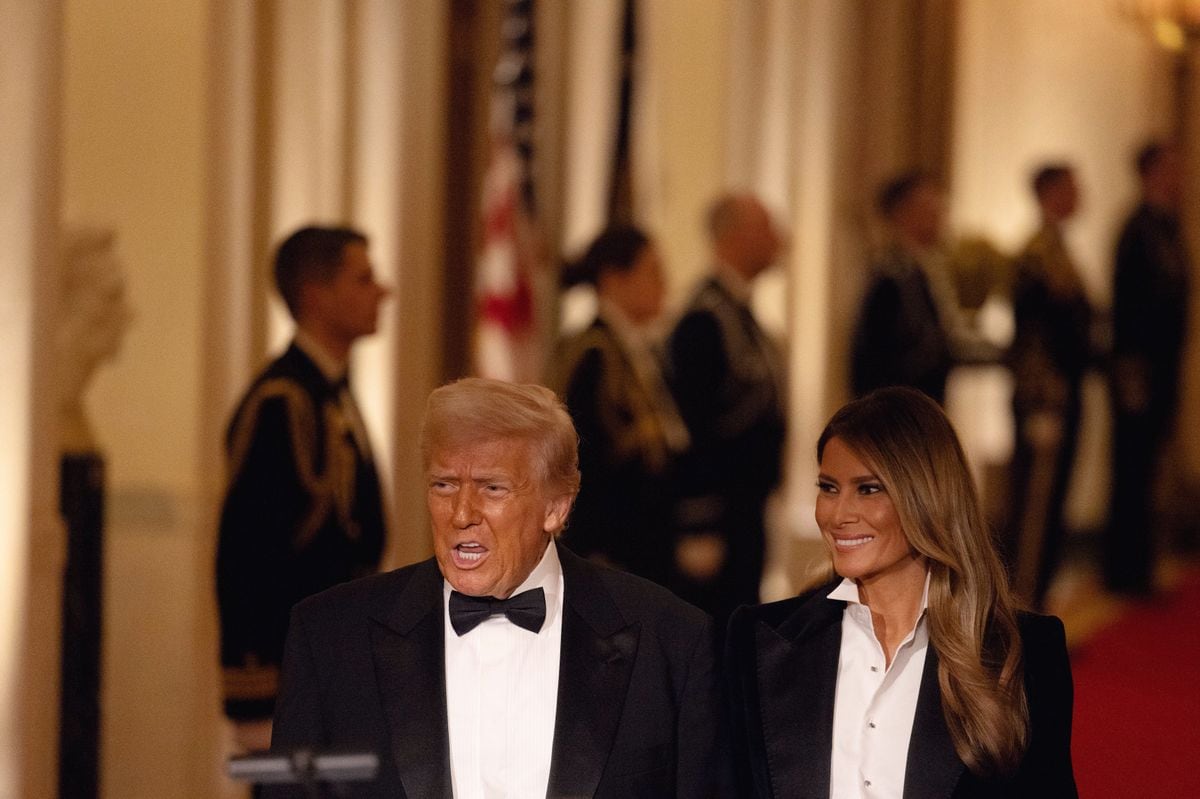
[868,721,877,729]
[870,665,879,672]
[865,779,872,787]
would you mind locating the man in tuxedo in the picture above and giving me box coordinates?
[217,226,390,753]
[267,378,728,798]
[666,193,786,632]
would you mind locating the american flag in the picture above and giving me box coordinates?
[473,0,541,382]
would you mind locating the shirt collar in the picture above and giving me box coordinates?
[508,539,562,602]
[294,329,348,384]
[827,571,932,612]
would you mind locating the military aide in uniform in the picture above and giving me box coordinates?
[217,226,390,751]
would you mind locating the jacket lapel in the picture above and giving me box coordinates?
[369,559,453,799]
[902,646,964,798]
[757,589,843,798]
[546,544,639,798]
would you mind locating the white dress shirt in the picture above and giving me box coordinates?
[444,541,563,799]
[828,574,931,799]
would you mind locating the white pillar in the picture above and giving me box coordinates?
[0,2,64,796]
[778,0,858,569]
[353,0,448,569]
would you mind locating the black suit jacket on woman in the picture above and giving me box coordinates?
[267,542,731,798]
[726,583,1077,798]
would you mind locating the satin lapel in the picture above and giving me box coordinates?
[546,544,639,798]
[756,592,843,798]
[369,559,452,799]
[902,647,963,799]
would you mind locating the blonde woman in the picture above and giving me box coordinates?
[726,387,1076,797]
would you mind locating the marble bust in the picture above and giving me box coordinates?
[57,226,132,455]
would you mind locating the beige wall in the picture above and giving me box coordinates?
[62,0,222,795]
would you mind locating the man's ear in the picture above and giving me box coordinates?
[294,281,321,323]
[543,493,574,536]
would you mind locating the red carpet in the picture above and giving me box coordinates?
[1069,570,1200,797]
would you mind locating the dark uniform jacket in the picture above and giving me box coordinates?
[1010,224,1094,413]
[551,316,681,585]
[266,542,732,798]
[216,342,385,720]
[851,246,954,405]
[726,581,1077,798]
[667,276,786,618]
[1113,202,1191,421]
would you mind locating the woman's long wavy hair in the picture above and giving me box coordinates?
[817,387,1029,776]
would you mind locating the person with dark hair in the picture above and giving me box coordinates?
[1005,162,1094,610]
[727,387,1077,797]
[216,225,390,753]
[666,193,787,633]
[549,225,688,585]
[851,171,957,404]
[267,378,731,798]
[1105,141,1192,595]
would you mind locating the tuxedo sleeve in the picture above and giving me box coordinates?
[1018,614,1077,796]
[724,606,769,798]
[677,613,735,799]
[270,605,324,749]
[261,605,325,799]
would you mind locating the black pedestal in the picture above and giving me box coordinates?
[60,453,104,799]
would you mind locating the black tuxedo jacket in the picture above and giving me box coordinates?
[726,583,1077,798]
[267,542,732,798]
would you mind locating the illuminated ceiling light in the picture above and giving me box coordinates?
[1154,17,1187,50]
[1120,0,1200,50]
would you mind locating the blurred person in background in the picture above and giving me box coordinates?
[851,171,959,405]
[216,226,390,754]
[1105,141,1192,597]
[667,193,786,634]
[549,225,689,586]
[1005,163,1094,610]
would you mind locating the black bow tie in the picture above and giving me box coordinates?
[448,587,546,636]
